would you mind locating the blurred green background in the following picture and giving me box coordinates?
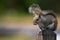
[0,0,60,30]
[0,0,60,17]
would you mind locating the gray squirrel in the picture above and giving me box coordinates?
[28,4,57,31]
[36,11,57,31]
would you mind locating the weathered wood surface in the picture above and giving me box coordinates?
[36,31,43,40]
[37,29,56,40]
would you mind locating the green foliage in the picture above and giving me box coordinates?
[0,0,60,14]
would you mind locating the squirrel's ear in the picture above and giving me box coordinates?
[28,6,32,13]
[28,3,41,14]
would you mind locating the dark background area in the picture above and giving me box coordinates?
[0,0,60,15]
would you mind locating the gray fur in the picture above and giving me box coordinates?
[34,11,57,31]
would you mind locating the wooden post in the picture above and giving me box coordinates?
[37,29,56,40]
[42,29,56,40]
[36,31,43,40]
